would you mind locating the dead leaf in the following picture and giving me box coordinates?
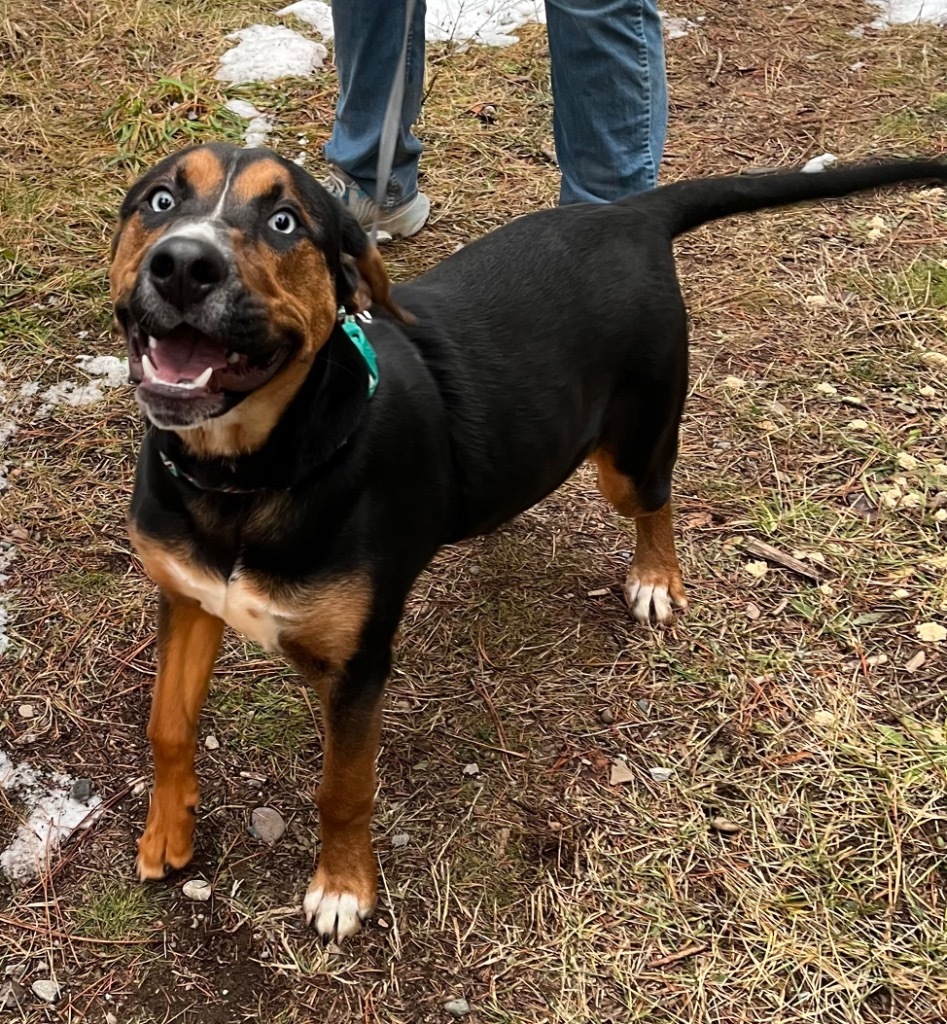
[610,759,636,785]
[917,622,946,644]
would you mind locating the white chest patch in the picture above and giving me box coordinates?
[155,553,292,653]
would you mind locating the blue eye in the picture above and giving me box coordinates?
[268,210,297,234]
[149,189,175,213]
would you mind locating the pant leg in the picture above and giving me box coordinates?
[324,0,427,207]
[545,0,667,204]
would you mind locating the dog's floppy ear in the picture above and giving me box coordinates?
[335,208,416,326]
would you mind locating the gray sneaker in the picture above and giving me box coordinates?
[323,168,430,243]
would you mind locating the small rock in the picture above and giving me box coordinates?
[248,806,285,844]
[444,998,471,1017]
[812,710,835,727]
[0,981,26,1011]
[840,395,866,408]
[391,833,410,848]
[182,878,213,902]
[745,602,761,620]
[17,704,35,719]
[648,766,674,783]
[587,588,609,597]
[131,780,147,797]
[710,816,741,834]
[106,1013,118,1024]
[31,979,61,1003]
[905,651,926,673]
[461,763,480,777]
[70,778,92,803]
[600,708,616,725]
[636,698,651,715]
[204,734,220,750]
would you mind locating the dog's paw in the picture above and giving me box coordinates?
[136,791,198,880]
[303,868,375,941]
[624,568,688,626]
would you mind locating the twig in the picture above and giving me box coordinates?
[708,49,724,86]
[744,538,822,582]
[648,943,707,968]
[0,914,161,946]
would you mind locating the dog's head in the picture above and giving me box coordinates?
[110,142,408,444]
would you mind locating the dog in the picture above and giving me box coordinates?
[110,142,945,941]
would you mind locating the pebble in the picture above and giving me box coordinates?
[106,1013,118,1024]
[204,734,220,750]
[248,806,285,844]
[31,979,61,1003]
[648,767,674,783]
[17,704,35,719]
[444,998,471,1017]
[600,708,616,725]
[391,833,410,848]
[182,878,213,902]
[0,981,25,1010]
[131,780,147,797]
[710,816,741,834]
[461,763,480,776]
[70,778,93,803]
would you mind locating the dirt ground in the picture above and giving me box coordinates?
[1,1,946,1022]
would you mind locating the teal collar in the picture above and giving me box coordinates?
[340,311,379,398]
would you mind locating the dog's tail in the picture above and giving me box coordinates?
[635,160,947,238]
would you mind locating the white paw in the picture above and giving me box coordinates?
[303,886,372,941]
[624,576,687,626]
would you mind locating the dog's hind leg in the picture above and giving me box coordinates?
[591,339,689,626]
[592,446,687,626]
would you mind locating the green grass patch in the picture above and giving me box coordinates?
[73,881,157,940]
[106,76,247,172]
[213,671,311,754]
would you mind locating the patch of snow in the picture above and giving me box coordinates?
[217,24,328,84]
[36,355,129,417]
[75,355,128,388]
[277,0,334,38]
[801,152,838,173]
[0,543,15,656]
[276,1,695,48]
[872,0,947,26]
[660,13,698,39]
[0,747,102,881]
[424,0,544,46]
[225,99,276,148]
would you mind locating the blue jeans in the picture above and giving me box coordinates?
[324,0,667,207]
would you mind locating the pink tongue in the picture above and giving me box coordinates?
[151,333,229,381]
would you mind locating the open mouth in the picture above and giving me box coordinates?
[127,322,292,407]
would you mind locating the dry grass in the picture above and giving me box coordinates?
[1,1,947,1022]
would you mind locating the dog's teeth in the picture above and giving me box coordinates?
[148,337,157,350]
[142,353,158,382]
[192,366,213,388]
[227,351,240,364]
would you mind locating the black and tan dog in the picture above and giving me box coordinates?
[110,142,945,940]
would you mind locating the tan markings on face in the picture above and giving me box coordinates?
[179,162,338,459]
[230,159,292,204]
[110,210,162,308]
[181,146,227,201]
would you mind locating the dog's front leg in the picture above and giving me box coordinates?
[137,593,223,879]
[302,659,385,942]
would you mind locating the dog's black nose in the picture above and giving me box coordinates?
[146,235,228,309]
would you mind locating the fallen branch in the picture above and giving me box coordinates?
[744,538,822,582]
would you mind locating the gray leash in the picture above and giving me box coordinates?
[372,0,418,245]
